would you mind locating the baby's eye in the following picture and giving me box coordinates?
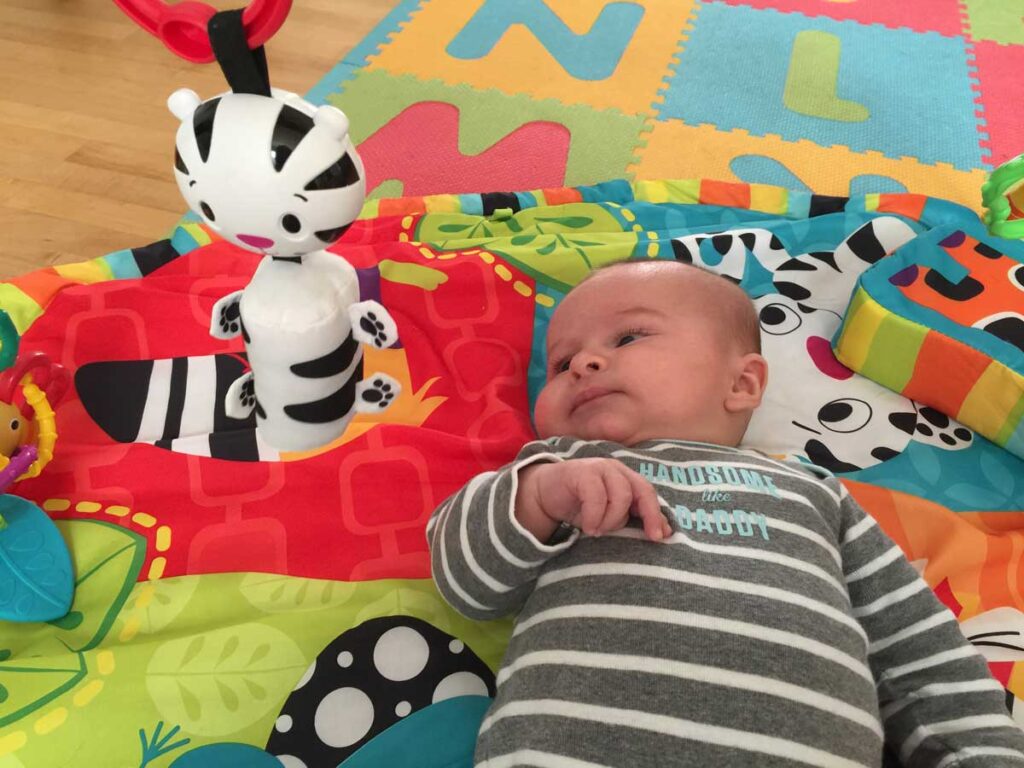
[615,329,647,347]
[553,357,571,375]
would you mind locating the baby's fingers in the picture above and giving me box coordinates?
[623,468,670,542]
[574,472,608,536]
[593,466,633,536]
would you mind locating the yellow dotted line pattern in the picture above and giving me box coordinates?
[620,208,661,258]
[42,499,172,581]
[399,216,556,308]
[0,650,116,757]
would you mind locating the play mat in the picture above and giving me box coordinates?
[0,178,1022,766]
[3,0,1024,765]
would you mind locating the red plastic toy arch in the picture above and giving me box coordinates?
[113,0,292,63]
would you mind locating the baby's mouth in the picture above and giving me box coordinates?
[571,387,617,413]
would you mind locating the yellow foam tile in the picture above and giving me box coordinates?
[632,122,988,214]
[368,0,697,115]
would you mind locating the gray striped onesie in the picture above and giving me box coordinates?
[427,437,1024,767]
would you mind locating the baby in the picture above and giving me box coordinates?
[428,260,1024,767]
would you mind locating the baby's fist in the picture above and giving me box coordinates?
[519,458,670,543]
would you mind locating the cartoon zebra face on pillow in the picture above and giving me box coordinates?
[167,88,366,259]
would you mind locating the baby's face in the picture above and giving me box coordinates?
[534,264,746,446]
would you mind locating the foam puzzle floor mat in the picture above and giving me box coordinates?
[305,0,1023,213]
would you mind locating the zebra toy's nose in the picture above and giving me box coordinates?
[238,234,275,249]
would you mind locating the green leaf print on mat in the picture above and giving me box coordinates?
[50,520,146,652]
[145,623,306,736]
[0,650,86,728]
[239,573,360,613]
[0,520,143,726]
[416,203,637,292]
[118,575,200,637]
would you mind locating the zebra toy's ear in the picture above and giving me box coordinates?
[167,89,202,123]
[313,105,350,141]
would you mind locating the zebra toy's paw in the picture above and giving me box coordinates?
[349,301,398,349]
[225,372,258,420]
[355,374,400,414]
[210,291,246,340]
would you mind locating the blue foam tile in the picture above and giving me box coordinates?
[659,2,985,170]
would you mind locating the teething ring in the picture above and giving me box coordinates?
[113,0,292,63]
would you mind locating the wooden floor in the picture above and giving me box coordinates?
[0,0,399,279]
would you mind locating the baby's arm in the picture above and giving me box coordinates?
[427,441,667,621]
[838,484,1024,766]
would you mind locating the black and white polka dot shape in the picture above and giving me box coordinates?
[265,616,495,767]
[910,404,974,451]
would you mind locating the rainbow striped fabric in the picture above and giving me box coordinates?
[835,224,1024,459]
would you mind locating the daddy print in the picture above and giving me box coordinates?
[669,505,770,540]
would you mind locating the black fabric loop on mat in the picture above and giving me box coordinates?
[208,10,271,97]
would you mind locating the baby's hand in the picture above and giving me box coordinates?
[518,458,671,543]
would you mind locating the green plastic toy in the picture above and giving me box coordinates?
[982,152,1024,239]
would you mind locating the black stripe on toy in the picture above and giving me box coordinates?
[808,194,848,217]
[75,360,154,443]
[847,222,889,264]
[162,357,188,440]
[208,428,261,462]
[214,354,252,431]
[315,222,352,244]
[290,333,359,378]
[132,240,181,276]
[193,97,221,162]
[481,192,521,216]
[305,153,360,191]
[670,239,696,264]
[271,106,314,172]
[284,359,363,424]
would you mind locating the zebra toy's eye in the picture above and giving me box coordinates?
[281,214,302,234]
[200,202,216,222]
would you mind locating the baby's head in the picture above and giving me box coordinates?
[534,260,768,447]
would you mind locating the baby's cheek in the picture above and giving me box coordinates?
[532,387,562,438]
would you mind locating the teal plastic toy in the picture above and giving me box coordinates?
[0,495,74,622]
[0,310,74,623]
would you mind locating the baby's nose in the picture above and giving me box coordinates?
[571,351,606,376]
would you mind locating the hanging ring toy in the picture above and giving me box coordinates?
[112,0,292,63]
[0,351,69,483]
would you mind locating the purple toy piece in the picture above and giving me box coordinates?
[0,444,38,496]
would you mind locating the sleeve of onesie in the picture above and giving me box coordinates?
[838,483,1024,767]
[426,439,580,621]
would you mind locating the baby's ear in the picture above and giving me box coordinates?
[725,353,768,413]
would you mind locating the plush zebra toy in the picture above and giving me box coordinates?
[165,11,400,453]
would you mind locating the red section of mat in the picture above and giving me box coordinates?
[972,40,1024,167]
[717,0,964,37]
[15,234,537,583]
[359,102,572,197]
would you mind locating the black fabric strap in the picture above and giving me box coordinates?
[208,10,271,97]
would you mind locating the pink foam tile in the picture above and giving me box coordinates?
[716,0,964,37]
[972,40,1024,166]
